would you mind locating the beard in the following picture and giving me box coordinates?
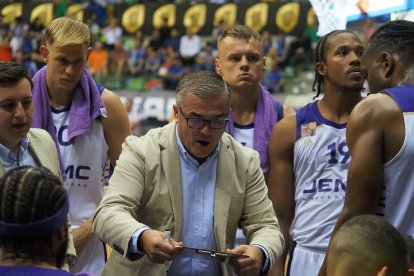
[55,228,69,269]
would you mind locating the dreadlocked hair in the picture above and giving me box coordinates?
[0,166,67,254]
[312,30,356,99]
[367,20,414,71]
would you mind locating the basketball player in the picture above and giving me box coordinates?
[268,30,364,275]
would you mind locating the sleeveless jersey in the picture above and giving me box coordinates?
[290,102,349,251]
[232,101,284,150]
[52,106,109,275]
[380,85,414,236]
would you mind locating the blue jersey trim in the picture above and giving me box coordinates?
[295,102,347,141]
[382,84,414,112]
[51,105,71,113]
[234,122,254,129]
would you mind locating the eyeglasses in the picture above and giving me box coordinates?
[178,107,228,129]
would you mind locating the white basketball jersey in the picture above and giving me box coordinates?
[52,107,109,275]
[381,86,414,236]
[232,122,254,148]
[290,102,349,251]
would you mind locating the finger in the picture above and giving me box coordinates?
[149,250,174,263]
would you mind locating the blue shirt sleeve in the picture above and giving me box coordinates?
[128,226,151,254]
[251,244,271,272]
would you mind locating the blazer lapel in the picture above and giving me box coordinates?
[27,131,45,166]
[160,123,183,240]
[214,136,234,250]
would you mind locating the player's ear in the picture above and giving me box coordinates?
[316,61,326,76]
[381,51,394,79]
[39,45,49,63]
[215,57,222,76]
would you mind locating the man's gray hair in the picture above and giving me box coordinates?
[176,71,231,107]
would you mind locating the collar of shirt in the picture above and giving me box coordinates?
[0,136,30,166]
[175,125,220,165]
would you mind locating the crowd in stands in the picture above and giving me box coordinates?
[0,1,316,93]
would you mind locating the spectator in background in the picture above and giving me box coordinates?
[179,28,201,69]
[128,38,146,76]
[262,30,275,57]
[363,18,376,46]
[54,0,69,18]
[0,15,10,40]
[195,42,216,72]
[144,46,163,77]
[163,28,181,52]
[326,215,408,276]
[88,41,108,80]
[262,59,283,94]
[161,55,185,91]
[158,16,172,45]
[109,41,128,77]
[148,29,163,52]
[15,50,38,78]
[29,16,45,35]
[280,35,311,68]
[102,18,122,50]
[210,19,226,48]
[83,0,106,28]
[0,36,13,61]
[10,16,27,58]
[85,14,101,45]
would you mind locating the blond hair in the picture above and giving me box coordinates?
[45,17,90,47]
[218,25,262,44]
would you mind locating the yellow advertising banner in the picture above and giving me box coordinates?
[66,4,84,21]
[214,4,237,27]
[1,3,22,25]
[245,3,268,33]
[183,4,207,34]
[122,5,145,34]
[30,3,53,25]
[153,4,176,29]
[276,2,300,33]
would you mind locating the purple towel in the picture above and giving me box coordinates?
[31,66,104,177]
[226,86,278,179]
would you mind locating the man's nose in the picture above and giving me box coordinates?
[14,102,25,117]
[65,64,75,75]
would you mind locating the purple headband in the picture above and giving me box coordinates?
[0,198,69,237]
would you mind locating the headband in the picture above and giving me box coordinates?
[0,198,69,237]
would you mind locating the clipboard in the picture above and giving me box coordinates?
[174,246,249,263]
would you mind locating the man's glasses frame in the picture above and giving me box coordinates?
[178,106,228,129]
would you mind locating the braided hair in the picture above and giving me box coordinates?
[312,30,356,99]
[366,20,414,71]
[0,166,67,263]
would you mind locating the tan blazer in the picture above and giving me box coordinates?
[0,128,77,264]
[93,122,284,275]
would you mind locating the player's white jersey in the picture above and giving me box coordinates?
[381,85,414,236]
[52,106,109,275]
[290,101,349,251]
